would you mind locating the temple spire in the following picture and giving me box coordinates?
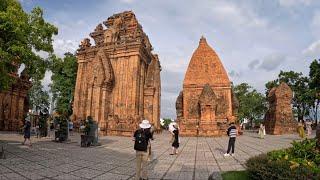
[199,35,207,45]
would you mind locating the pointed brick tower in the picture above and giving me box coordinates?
[176,37,238,136]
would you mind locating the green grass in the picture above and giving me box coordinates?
[221,171,249,180]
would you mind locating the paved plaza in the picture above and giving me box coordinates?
[0,131,314,180]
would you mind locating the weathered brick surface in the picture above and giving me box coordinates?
[264,82,297,135]
[0,69,31,131]
[176,37,238,137]
[72,11,161,136]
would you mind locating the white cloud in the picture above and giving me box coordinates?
[41,71,52,91]
[311,11,320,38]
[210,2,267,29]
[303,40,320,57]
[278,0,313,7]
[248,59,260,69]
[120,0,134,4]
[53,38,78,57]
[259,54,286,71]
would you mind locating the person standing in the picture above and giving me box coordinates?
[258,124,265,139]
[306,120,312,137]
[35,123,40,138]
[133,120,152,180]
[22,115,32,146]
[224,122,237,157]
[69,121,74,136]
[170,124,179,155]
[297,121,305,138]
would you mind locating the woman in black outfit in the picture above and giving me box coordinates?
[22,117,32,146]
[170,124,179,155]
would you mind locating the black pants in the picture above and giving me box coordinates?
[227,137,236,154]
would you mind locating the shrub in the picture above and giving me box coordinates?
[246,154,315,180]
[246,138,320,180]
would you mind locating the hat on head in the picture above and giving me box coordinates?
[139,120,151,129]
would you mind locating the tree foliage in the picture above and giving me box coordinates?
[309,59,320,124]
[28,80,49,113]
[161,118,172,129]
[233,83,267,126]
[49,53,77,117]
[0,0,57,90]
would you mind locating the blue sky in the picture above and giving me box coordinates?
[21,0,320,118]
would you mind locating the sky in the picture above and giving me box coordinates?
[21,0,320,119]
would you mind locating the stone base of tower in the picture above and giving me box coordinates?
[265,120,297,135]
[178,118,230,137]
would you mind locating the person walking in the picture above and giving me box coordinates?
[133,120,152,180]
[224,122,237,157]
[170,124,179,155]
[258,124,266,139]
[22,116,32,146]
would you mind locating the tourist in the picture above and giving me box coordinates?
[35,123,40,138]
[69,121,74,136]
[133,120,152,180]
[170,124,179,155]
[147,123,155,161]
[306,120,312,137]
[224,122,237,157]
[258,124,266,139]
[297,121,305,138]
[22,115,32,146]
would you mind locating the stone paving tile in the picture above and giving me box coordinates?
[15,171,44,180]
[108,166,136,176]
[87,163,117,172]
[92,172,130,180]
[0,131,316,180]
[52,174,84,180]
[0,166,12,174]
[36,168,61,178]
[70,168,105,179]
[54,164,83,173]
[2,172,27,180]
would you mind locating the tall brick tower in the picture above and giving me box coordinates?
[72,11,161,136]
[176,37,238,136]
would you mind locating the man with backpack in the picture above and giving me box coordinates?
[133,120,153,180]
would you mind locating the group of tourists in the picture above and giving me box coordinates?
[132,120,181,180]
[133,120,239,180]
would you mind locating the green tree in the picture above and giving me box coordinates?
[234,83,267,128]
[309,59,320,125]
[28,80,49,113]
[0,0,57,90]
[49,53,77,117]
[161,118,172,129]
[265,71,312,121]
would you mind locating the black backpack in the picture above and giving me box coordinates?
[134,130,148,151]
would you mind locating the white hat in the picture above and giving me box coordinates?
[169,122,177,132]
[139,120,151,129]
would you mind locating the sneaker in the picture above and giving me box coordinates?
[224,153,230,157]
[231,153,235,157]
